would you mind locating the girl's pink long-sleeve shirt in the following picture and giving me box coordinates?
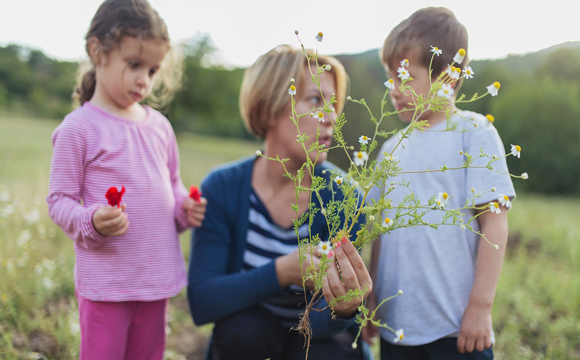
[47,102,189,302]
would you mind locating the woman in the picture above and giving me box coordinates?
[187,44,372,360]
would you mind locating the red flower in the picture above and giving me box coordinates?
[189,185,202,202]
[106,186,125,208]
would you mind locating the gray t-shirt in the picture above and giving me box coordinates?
[369,111,516,345]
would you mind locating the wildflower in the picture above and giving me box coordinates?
[255,150,262,157]
[447,66,461,80]
[382,217,393,228]
[491,187,497,192]
[485,114,494,125]
[321,208,326,215]
[323,64,331,71]
[430,45,442,56]
[352,342,358,349]
[463,66,475,79]
[384,79,395,90]
[290,77,295,83]
[106,186,125,208]
[359,135,370,145]
[369,215,375,221]
[453,48,466,64]
[288,85,296,95]
[397,67,410,80]
[521,172,529,180]
[498,195,512,208]
[315,32,323,42]
[393,329,404,343]
[335,176,343,185]
[511,144,521,158]
[436,192,449,209]
[489,202,501,214]
[437,84,455,99]
[487,82,501,96]
[189,185,202,202]
[318,241,331,255]
[346,96,352,101]
[314,112,325,122]
[400,58,409,67]
[397,289,403,295]
[353,151,368,166]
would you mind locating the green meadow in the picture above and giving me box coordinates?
[0,115,579,359]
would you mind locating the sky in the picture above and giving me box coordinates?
[0,0,578,68]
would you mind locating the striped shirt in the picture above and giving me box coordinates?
[47,102,189,302]
[244,188,308,325]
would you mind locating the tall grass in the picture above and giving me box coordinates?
[1,115,579,359]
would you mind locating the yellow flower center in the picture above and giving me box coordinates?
[450,66,456,72]
[503,195,509,201]
[290,85,296,91]
[318,32,323,37]
[399,333,404,340]
[357,152,364,159]
[388,79,394,84]
[455,67,461,73]
[336,179,342,185]
[384,218,391,224]
[458,48,466,56]
[515,145,521,152]
[486,114,494,123]
[434,47,439,51]
[442,192,449,200]
[494,203,499,209]
[318,113,324,119]
[494,81,501,89]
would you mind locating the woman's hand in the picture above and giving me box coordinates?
[183,197,207,228]
[322,237,372,319]
[92,204,129,236]
[275,247,321,290]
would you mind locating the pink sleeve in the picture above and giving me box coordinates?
[47,121,108,249]
[166,125,190,233]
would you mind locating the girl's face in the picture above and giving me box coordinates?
[266,66,337,166]
[93,36,168,114]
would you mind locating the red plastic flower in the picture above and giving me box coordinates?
[189,185,202,202]
[106,186,125,208]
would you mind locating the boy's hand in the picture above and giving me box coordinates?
[457,301,493,353]
[183,197,207,228]
[275,247,320,290]
[92,204,129,236]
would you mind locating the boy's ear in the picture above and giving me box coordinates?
[88,37,105,65]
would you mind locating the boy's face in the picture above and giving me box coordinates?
[385,53,434,123]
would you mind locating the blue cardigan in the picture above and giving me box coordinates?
[187,156,364,338]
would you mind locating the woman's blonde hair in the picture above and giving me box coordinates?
[239,44,348,139]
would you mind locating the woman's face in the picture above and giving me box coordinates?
[266,66,337,166]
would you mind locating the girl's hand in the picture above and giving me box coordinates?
[92,204,129,236]
[322,238,372,319]
[183,197,207,228]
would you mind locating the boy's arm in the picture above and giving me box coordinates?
[457,205,508,353]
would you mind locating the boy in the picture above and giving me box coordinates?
[364,7,515,360]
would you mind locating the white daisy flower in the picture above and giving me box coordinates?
[382,217,393,228]
[359,135,370,145]
[384,79,395,90]
[255,150,262,156]
[498,195,511,208]
[369,215,375,221]
[288,85,296,95]
[400,58,409,67]
[463,66,475,79]
[453,48,466,64]
[393,329,404,343]
[489,202,501,214]
[487,82,501,96]
[436,192,450,209]
[315,32,323,42]
[437,84,455,99]
[335,176,343,185]
[353,151,368,166]
[318,241,331,255]
[511,144,521,158]
[521,172,529,180]
[430,45,442,56]
[397,67,410,80]
[314,112,325,122]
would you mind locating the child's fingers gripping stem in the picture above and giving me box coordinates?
[92,203,129,236]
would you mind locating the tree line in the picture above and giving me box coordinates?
[1,38,579,195]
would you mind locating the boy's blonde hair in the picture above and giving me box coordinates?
[240,45,348,139]
[382,7,468,89]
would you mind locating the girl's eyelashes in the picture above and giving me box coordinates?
[149,67,159,76]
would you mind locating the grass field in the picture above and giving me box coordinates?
[1,114,579,359]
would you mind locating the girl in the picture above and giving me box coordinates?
[46,0,206,359]
[187,45,372,360]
